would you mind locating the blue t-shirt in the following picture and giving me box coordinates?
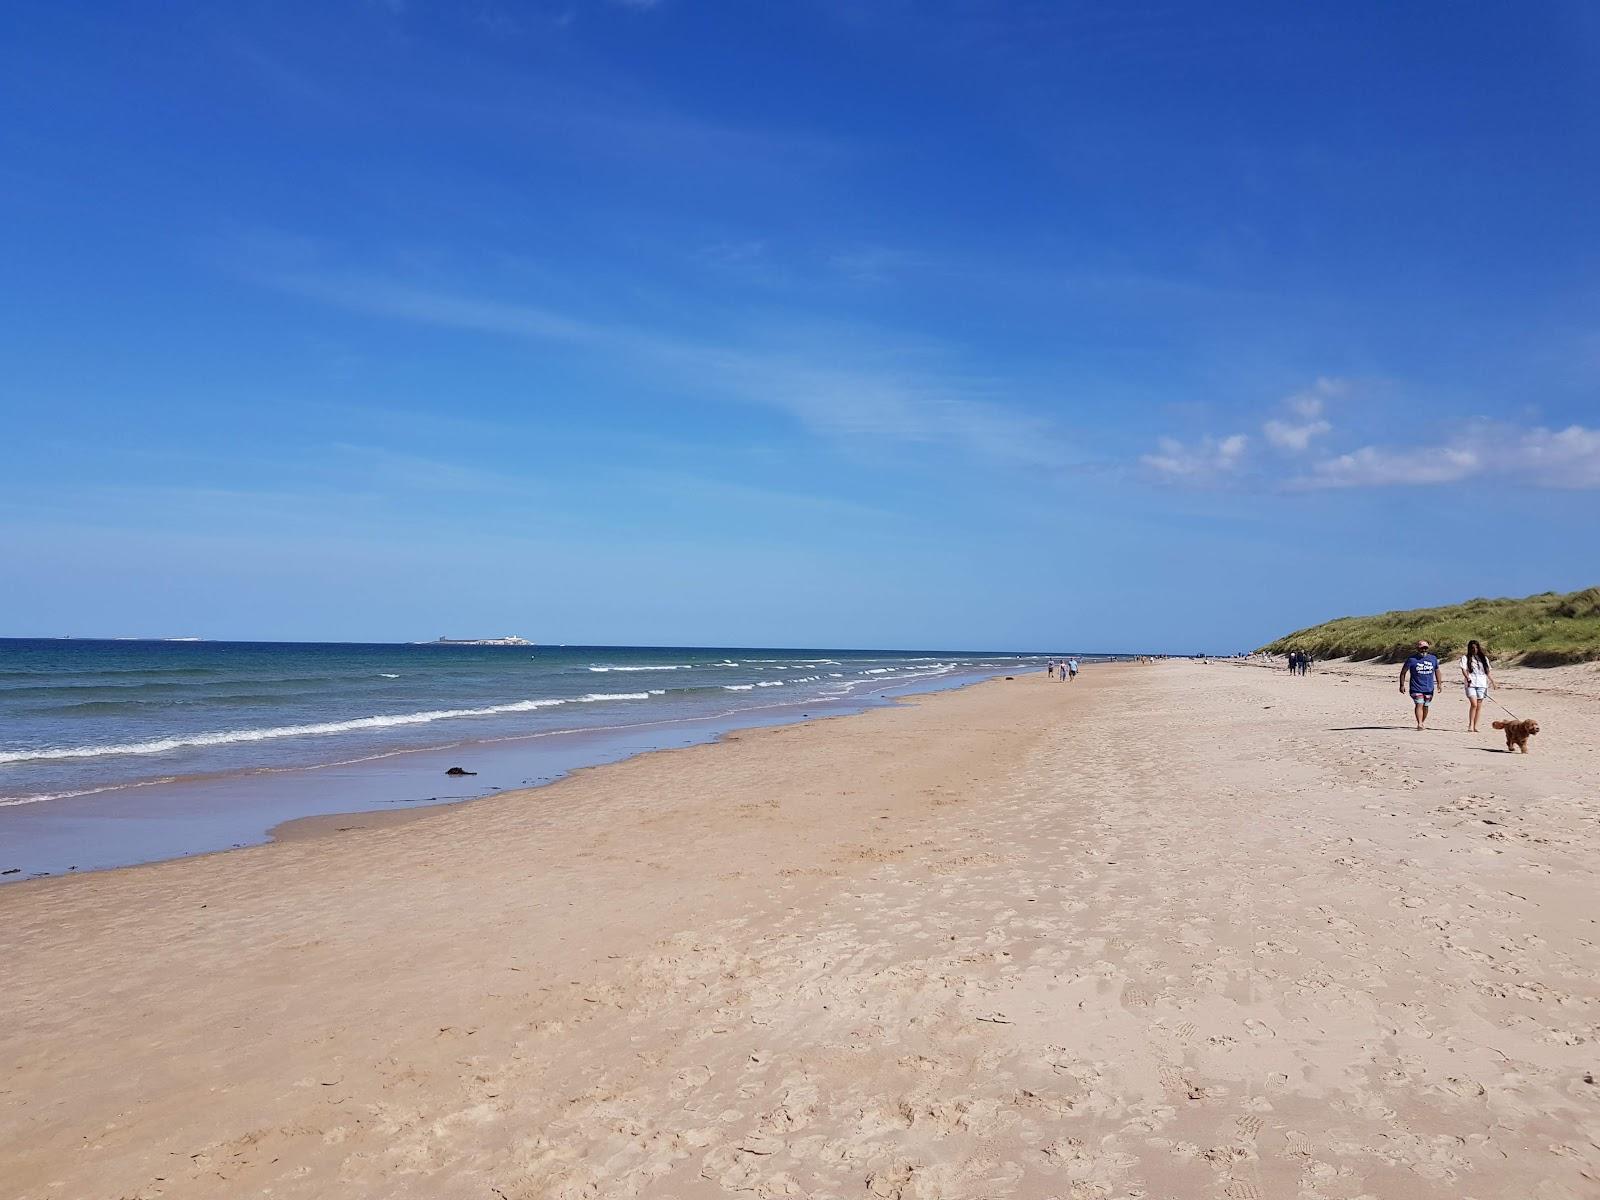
[1404,653,1440,693]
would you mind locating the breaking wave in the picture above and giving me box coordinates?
[0,691,664,765]
[587,665,692,672]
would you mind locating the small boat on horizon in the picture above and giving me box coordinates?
[425,635,535,647]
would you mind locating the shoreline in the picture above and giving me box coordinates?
[5,660,1594,1198]
[260,674,1013,859]
[0,662,1036,882]
[1,667,1044,901]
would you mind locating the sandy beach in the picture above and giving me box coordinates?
[3,660,1597,1199]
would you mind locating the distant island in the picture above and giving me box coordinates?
[1260,586,1600,666]
[426,636,534,647]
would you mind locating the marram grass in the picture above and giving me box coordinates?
[1260,587,1600,667]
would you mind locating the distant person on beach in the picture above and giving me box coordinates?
[1399,640,1441,730]
[1300,653,1312,676]
[1068,658,1079,681]
[1459,639,1494,733]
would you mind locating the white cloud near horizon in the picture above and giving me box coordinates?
[1145,376,1600,490]
[1301,423,1600,490]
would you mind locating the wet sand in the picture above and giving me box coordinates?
[3,661,1597,1198]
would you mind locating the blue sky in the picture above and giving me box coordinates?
[2,1,1597,650]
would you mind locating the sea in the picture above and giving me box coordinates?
[0,639,1073,879]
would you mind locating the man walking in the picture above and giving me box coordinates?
[1067,658,1079,681]
[1399,639,1441,730]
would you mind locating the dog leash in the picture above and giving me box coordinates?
[1488,693,1521,721]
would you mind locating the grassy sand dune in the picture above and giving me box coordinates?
[1260,585,1600,665]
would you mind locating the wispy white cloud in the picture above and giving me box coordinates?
[1262,376,1341,451]
[253,265,1069,467]
[1148,389,1600,491]
[1300,423,1600,490]
[1303,445,1479,488]
[1141,433,1249,481]
[715,356,1065,465]
[1147,377,1344,485]
[281,273,603,344]
[1514,424,1600,487]
[1262,416,1330,452]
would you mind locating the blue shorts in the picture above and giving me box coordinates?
[1410,692,1435,706]
[1465,685,1488,700]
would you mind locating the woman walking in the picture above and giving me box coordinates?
[1459,639,1494,733]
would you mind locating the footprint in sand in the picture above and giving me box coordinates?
[1012,1088,1077,1117]
[1203,1141,1256,1166]
[1434,1075,1487,1100]
[864,1161,918,1198]
[670,1065,714,1097]
[1157,1065,1188,1094]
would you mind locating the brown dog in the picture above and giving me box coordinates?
[1492,719,1539,753]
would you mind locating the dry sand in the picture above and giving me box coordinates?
[2,662,1597,1199]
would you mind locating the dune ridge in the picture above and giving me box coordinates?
[1260,585,1600,665]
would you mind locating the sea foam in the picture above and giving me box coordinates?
[0,697,576,765]
[587,665,692,672]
